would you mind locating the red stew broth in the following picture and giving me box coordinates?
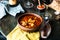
[18,14,41,28]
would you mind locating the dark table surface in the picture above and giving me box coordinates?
[0,1,60,40]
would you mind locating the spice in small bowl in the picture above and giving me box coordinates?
[37,5,45,10]
[37,5,45,12]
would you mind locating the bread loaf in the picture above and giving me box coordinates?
[9,0,17,5]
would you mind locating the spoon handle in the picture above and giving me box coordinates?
[41,20,49,30]
[38,0,41,5]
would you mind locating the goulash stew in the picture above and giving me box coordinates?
[19,14,41,29]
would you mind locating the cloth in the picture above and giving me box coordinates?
[0,2,6,19]
[0,1,25,19]
[8,4,24,16]
[7,24,40,40]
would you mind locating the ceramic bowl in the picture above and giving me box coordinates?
[18,13,43,31]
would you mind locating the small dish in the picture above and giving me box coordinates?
[24,3,33,8]
[37,5,45,10]
[41,23,51,38]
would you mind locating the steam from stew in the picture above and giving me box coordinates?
[19,14,41,29]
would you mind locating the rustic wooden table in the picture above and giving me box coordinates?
[0,0,60,40]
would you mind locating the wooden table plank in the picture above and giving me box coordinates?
[49,0,60,12]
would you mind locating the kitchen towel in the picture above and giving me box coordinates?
[7,24,40,40]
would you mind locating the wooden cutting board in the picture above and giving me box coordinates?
[49,0,60,12]
[7,24,40,40]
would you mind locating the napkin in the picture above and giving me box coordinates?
[8,4,25,16]
[7,24,40,40]
[0,1,25,19]
[0,3,6,19]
